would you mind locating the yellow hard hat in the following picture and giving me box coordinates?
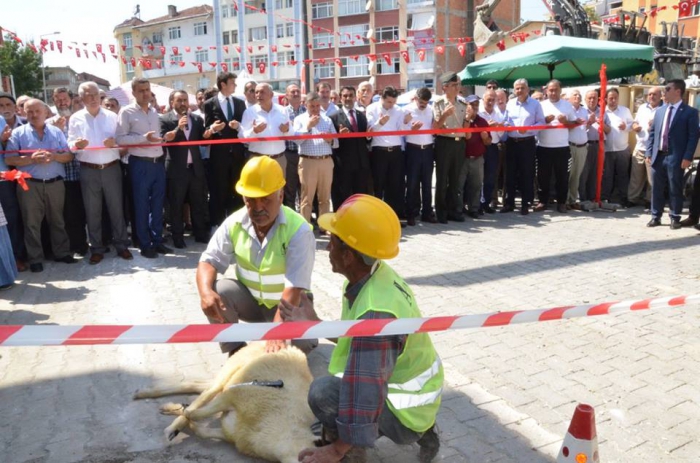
[235,156,286,198]
[318,194,400,260]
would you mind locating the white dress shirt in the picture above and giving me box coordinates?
[217,92,238,121]
[240,103,290,155]
[292,112,338,155]
[604,105,634,152]
[659,101,681,149]
[569,104,589,145]
[68,108,120,165]
[538,99,576,148]
[633,102,661,152]
[366,102,404,147]
[478,107,507,144]
[402,103,434,146]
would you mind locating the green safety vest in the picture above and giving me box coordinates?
[230,205,306,308]
[328,261,444,432]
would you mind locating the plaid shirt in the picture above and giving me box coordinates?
[337,273,406,447]
[285,104,306,152]
[48,114,80,181]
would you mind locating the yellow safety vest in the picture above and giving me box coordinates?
[230,205,306,308]
[328,261,444,432]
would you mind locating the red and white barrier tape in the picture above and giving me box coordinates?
[0,294,697,347]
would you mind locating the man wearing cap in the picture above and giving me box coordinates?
[281,194,442,463]
[433,72,468,223]
[461,95,490,219]
[196,156,316,355]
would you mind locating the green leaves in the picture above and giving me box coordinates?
[0,35,43,98]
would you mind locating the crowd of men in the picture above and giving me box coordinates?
[1,71,699,282]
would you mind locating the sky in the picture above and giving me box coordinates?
[4,0,552,88]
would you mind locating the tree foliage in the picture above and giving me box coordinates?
[0,35,43,98]
[583,5,601,23]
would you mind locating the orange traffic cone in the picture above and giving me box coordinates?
[557,403,600,463]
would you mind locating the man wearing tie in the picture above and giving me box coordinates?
[645,79,700,229]
[203,72,246,227]
[161,90,208,249]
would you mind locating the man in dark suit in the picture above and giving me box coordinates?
[329,86,370,209]
[646,79,700,229]
[161,90,208,248]
[203,72,246,227]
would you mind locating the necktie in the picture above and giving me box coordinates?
[348,109,358,132]
[661,105,673,152]
[227,97,234,122]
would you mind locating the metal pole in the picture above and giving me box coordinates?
[39,32,60,103]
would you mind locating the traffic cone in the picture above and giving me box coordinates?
[557,403,600,463]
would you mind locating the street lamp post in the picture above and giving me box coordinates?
[40,32,61,103]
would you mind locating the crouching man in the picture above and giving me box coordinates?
[281,194,443,463]
[196,155,317,354]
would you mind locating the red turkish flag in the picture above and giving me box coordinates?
[210,62,217,68]
[477,46,485,54]
[156,60,162,69]
[121,56,126,64]
[130,56,136,67]
[247,45,253,53]
[271,45,277,52]
[435,46,445,54]
[160,46,166,55]
[400,50,410,63]
[109,44,115,54]
[172,46,179,55]
[223,46,229,53]
[76,48,81,58]
[417,49,426,62]
[222,63,229,72]
[121,44,126,51]
[367,54,377,61]
[246,62,253,74]
[179,61,186,68]
[457,43,466,57]
[258,62,266,73]
[148,44,154,51]
[57,40,63,52]
[185,46,191,52]
[496,40,506,51]
[272,61,278,67]
[334,58,343,67]
[96,44,102,53]
[196,62,203,73]
[382,53,392,66]
[50,41,55,51]
[679,0,691,17]
[235,46,241,53]
[290,60,297,65]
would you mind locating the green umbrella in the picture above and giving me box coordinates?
[459,35,654,87]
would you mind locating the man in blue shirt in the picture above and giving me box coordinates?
[5,98,77,272]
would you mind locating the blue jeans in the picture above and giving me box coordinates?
[404,143,434,219]
[308,376,421,447]
[480,144,499,208]
[651,155,684,220]
[129,157,165,251]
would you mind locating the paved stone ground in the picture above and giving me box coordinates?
[1,207,699,463]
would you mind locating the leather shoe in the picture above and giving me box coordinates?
[117,249,133,260]
[533,202,547,212]
[647,218,661,227]
[16,259,28,272]
[569,203,582,211]
[466,211,479,219]
[437,217,448,224]
[670,219,682,230]
[140,248,158,259]
[89,253,104,265]
[421,214,438,224]
[500,205,514,213]
[407,217,416,226]
[173,237,187,249]
[557,204,568,213]
[521,206,530,216]
[447,214,465,222]
[481,205,496,214]
[30,263,44,273]
[194,236,210,243]
[695,223,700,231]
[155,244,173,254]
[679,217,699,227]
[55,255,77,264]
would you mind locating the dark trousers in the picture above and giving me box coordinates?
[687,164,700,220]
[651,156,685,220]
[371,147,404,218]
[505,138,537,208]
[120,161,137,246]
[167,170,209,241]
[129,157,165,251]
[434,137,466,220]
[331,160,369,211]
[284,149,300,210]
[536,146,571,205]
[209,149,246,226]
[601,149,630,203]
[579,141,599,202]
[481,144,499,208]
[0,181,25,260]
[308,376,421,445]
[63,180,87,253]
[404,143,434,219]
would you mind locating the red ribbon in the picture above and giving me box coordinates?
[1,171,32,191]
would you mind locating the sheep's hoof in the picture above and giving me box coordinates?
[168,429,180,441]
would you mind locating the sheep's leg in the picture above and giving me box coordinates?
[188,421,228,441]
[164,385,226,440]
[134,381,209,399]
[185,392,235,421]
[159,402,188,416]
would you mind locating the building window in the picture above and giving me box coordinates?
[340,56,369,77]
[407,78,433,90]
[286,23,294,36]
[276,24,285,38]
[195,50,209,63]
[194,22,208,36]
[312,2,333,18]
[338,0,363,16]
[280,51,296,66]
[377,56,400,74]
[339,24,369,47]
[198,76,211,88]
[230,31,239,43]
[693,3,700,15]
[222,4,239,17]
[170,54,183,67]
[253,55,268,69]
[313,32,334,49]
[275,0,293,8]
[123,33,132,49]
[407,0,433,4]
[126,61,134,72]
[376,0,398,11]
[225,57,241,70]
[172,80,185,90]
[314,62,335,79]
[249,26,267,41]
[223,31,231,45]
[168,27,181,40]
[376,26,399,42]
[152,32,163,45]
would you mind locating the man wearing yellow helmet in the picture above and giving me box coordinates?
[196,156,316,354]
[281,194,443,463]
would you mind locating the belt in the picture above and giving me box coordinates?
[250,152,285,159]
[373,145,402,152]
[130,155,163,163]
[80,159,120,170]
[406,142,433,150]
[27,176,63,184]
[300,154,332,160]
[509,136,535,143]
[437,136,465,142]
[465,155,483,159]
[569,142,588,148]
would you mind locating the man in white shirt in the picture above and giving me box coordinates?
[68,82,132,264]
[355,81,373,112]
[403,87,437,225]
[629,86,662,207]
[292,92,338,224]
[566,90,589,209]
[317,82,339,117]
[534,80,577,213]
[366,86,406,222]
[478,89,506,214]
[602,88,634,206]
[240,83,291,173]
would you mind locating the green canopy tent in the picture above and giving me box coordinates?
[458,35,654,87]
